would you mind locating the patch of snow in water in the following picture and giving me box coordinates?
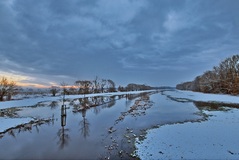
[0,117,34,133]
[135,108,239,159]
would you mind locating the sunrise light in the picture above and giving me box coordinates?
[0,71,54,88]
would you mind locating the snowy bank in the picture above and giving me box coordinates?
[164,90,239,104]
[135,108,239,159]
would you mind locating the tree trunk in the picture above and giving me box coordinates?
[0,95,4,101]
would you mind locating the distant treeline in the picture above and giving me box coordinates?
[50,76,155,96]
[118,83,153,92]
[176,54,239,95]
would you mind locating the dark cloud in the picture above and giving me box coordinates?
[0,0,238,86]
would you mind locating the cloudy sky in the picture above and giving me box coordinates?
[0,0,238,87]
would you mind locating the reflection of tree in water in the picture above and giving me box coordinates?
[101,96,116,109]
[0,118,54,139]
[72,96,118,138]
[72,96,117,114]
[57,127,70,149]
[193,101,239,111]
[49,101,58,109]
[79,109,90,138]
[57,105,70,149]
[126,93,143,100]
[124,93,151,107]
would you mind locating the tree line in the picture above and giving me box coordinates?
[0,76,115,101]
[50,77,153,96]
[0,75,154,101]
[52,76,117,96]
[176,54,239,95]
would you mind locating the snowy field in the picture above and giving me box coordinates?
[135,109,239,159]
[135,90,239,159]
[164,89,239,104]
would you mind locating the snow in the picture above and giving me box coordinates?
[0,117,34,133]
[135,108,239,159]
[164,89,239,104]
[135,90,239,159]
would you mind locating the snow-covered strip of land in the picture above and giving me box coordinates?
[0,117,34,133]
[0,90,156,110]
[135,108,239,159]
[164,90,239,104]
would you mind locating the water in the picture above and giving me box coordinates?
[0,91,203,159]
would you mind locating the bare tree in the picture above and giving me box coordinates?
[0,77,19,101]
[60,82,68,96]
[92,76,100,93]
[50,86,60,96]
[177,54,239,95]
[69,86,77,95]
[118,85,125,92]
[75,80,92,95]
[107,79,116,92]
[100,79,107,93]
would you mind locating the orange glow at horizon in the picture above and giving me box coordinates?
[0,72,77,89]
[0,72,58,88]
[16,81,52,89]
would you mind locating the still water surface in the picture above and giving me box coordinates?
[0,91,203,159]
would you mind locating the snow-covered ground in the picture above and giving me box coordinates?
[135,90,239,159]
[135,108,239,159]
[164,89,239,104]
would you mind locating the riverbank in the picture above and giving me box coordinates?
[135,90,239,159]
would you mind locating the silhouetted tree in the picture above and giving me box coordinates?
[75,80,92,95]
[118,85,125,92]
[107,79,116,92]
[0,77,19,101]
[100,79,107,93]
[69,86,77,95]
[125,83,152,91]
[50,86,60,96]
[92,76,100,93]
[60,82,69,96]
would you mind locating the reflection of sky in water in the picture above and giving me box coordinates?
[0,92,204,159]
[17,106,60,119]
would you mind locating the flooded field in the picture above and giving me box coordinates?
[0,90,210,159]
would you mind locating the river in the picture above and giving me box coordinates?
[0,90,228,159]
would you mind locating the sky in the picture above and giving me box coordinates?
[0,0,238,88]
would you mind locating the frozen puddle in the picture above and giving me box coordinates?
[135,108,239,159]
